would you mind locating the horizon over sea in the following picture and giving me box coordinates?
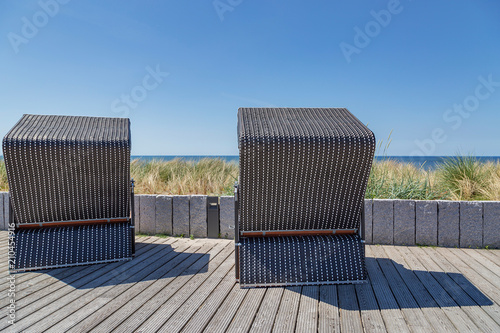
[130,155,500,170]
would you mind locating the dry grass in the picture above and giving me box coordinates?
[367,157,500,201]
[434,155,486,201]
[366,160,445,200]
[0,161,7,192]
[479,162,500,201]
[1,157,500,200]
[131,158,238,195]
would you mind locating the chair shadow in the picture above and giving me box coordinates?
[287,257,493,310]
[40,242,209,289]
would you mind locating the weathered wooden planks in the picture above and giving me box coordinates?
[250,287,284,332]
[338,284,364,333]
[382,245,458,333]
[318,285,341,333]
[365,246,411,333]
[0,232,499,333]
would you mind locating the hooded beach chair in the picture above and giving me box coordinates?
[3,114,135,272]
[235,108,375,287]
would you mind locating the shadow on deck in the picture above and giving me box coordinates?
[39,242,209,288]
[274,257,493,310]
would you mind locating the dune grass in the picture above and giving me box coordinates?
[0,156,499,200]
[131,158,238,196]
[0,161,7,192]
[365,160,444,200]
[435,155,488,201]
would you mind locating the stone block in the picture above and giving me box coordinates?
[155,195,172,235]
[4,193,9,230]
[437,201,459,247]
[416,201,437,246]
[134,195,141,234]
[460,201,483,248]
[140,195,156,235]
[190,195,207,238]
[483,201,500,248]
[364,199,373,244]
[372,199,394,245]
[220,196,235,239]
[0,192,5,230]
[394,200,415,245]
[173,195,190,237]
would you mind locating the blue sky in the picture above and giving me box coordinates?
[1,0,499,156]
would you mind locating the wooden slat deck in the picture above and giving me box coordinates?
[1,231,500,332]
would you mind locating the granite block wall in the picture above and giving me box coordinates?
[1,192,498,248]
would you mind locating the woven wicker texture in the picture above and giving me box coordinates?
[3,114,131,224]
[14,223,132,271]
[237,108,374,286]
[239,235,366,287]
[3,114,133,272]
[238,108,375,231]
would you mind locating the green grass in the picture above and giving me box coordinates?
[366,160,446,200]
[416,243,437,248]
[436,155,489,200]
[365,155,500,201]
[0,161,7,191]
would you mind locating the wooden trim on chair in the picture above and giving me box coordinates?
[240,229,357,237]
[16,218,130,229]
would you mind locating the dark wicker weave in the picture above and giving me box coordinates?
[14,224,132,270]
[239,235,366,286]
[236,108,375,287]
[3,114,134,272]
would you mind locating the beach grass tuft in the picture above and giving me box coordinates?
[436,155,488,200]
[0,161,7,192]
[131,157,238,196]
[366,160,446,200]
[481,162,500,201]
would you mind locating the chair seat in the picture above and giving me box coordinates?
[238,234,367,287]
[12,222,133,272]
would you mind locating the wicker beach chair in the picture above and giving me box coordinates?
[3,115,135,272]
[235,108,375,287]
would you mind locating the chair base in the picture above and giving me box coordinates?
[238,234,366,288]
[11,222,134,272]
